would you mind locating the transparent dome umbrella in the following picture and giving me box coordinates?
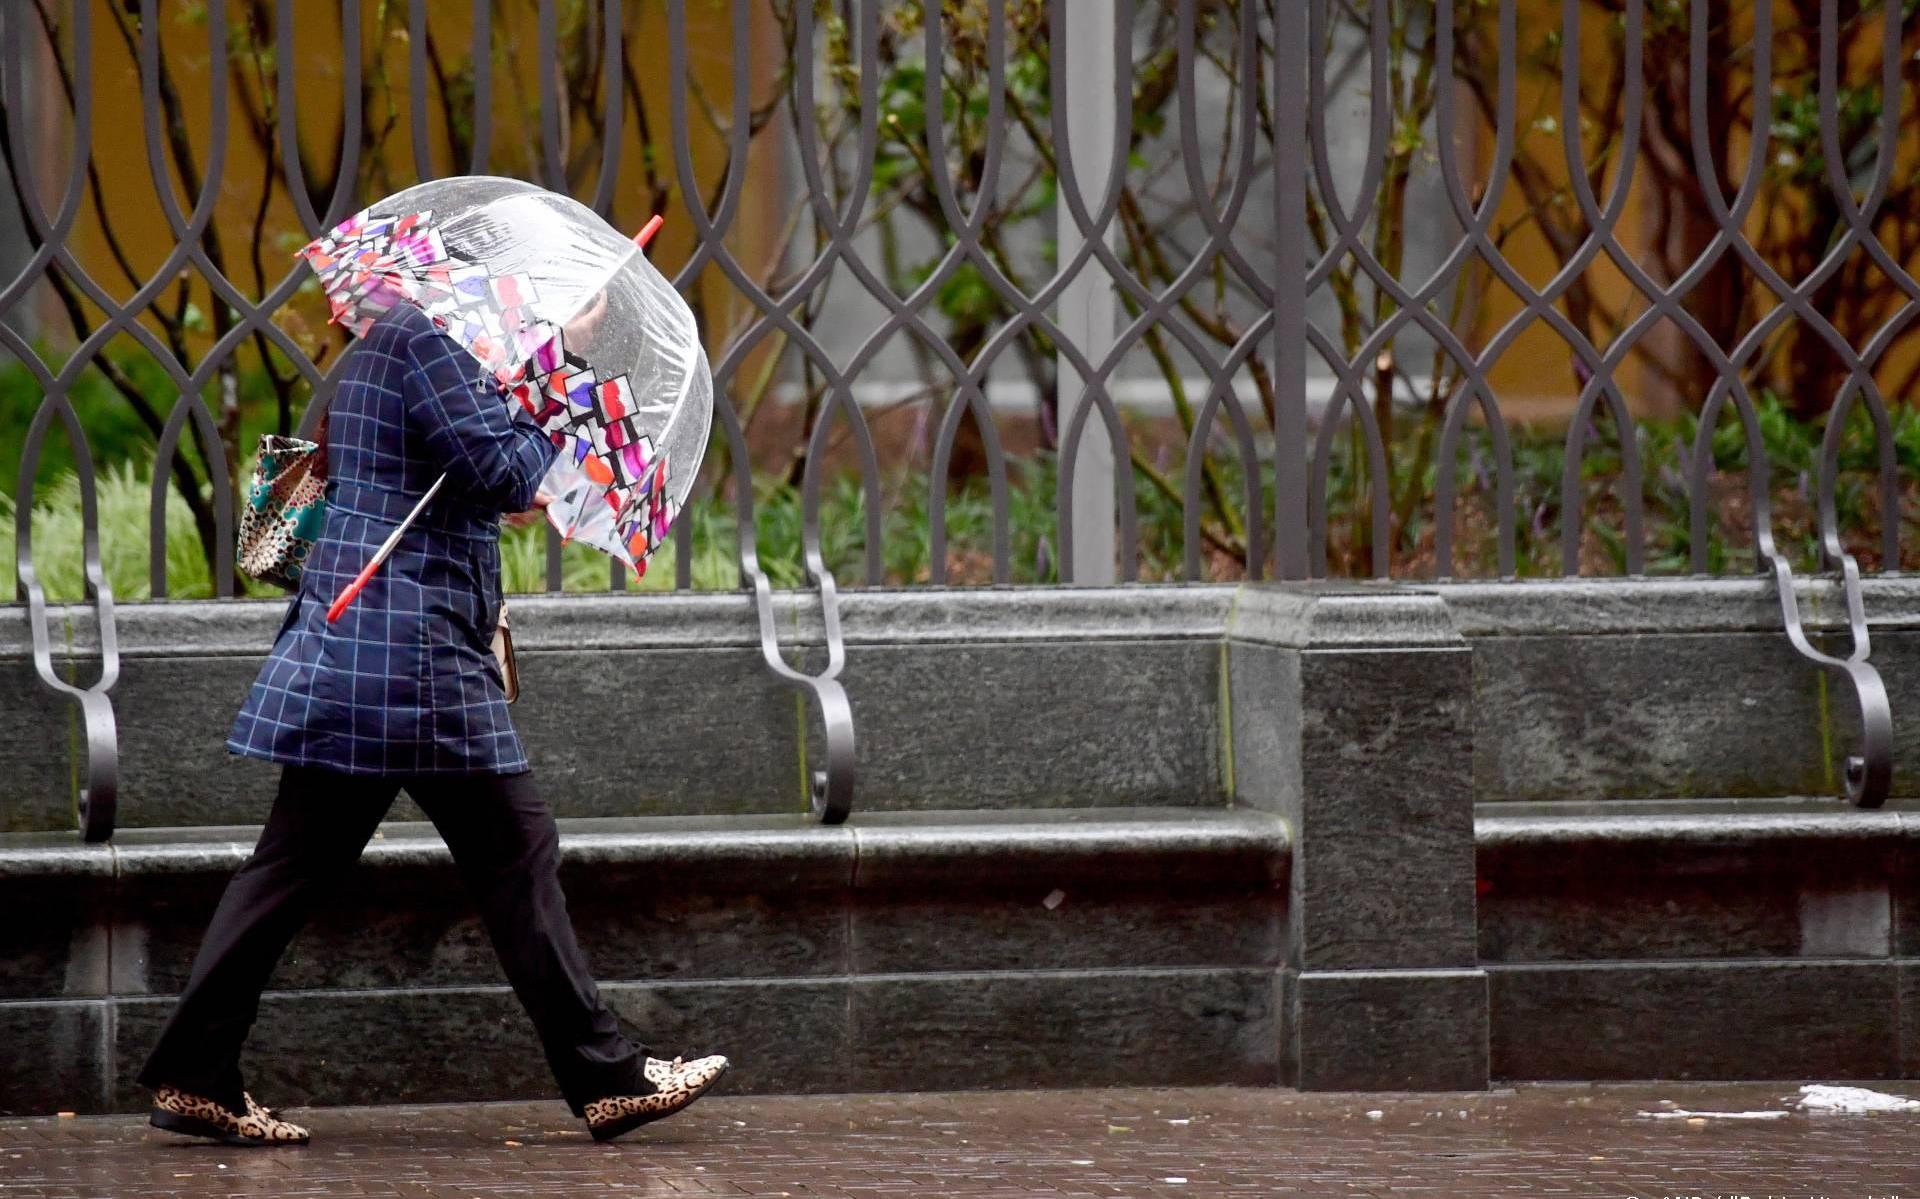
[298,176,712,615]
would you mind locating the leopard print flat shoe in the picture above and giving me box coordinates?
[583,1054,730,1142]
[149,1084,310,1146]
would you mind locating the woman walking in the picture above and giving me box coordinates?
[136,299,727,1146]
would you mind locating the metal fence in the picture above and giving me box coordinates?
[4,0,1916,836]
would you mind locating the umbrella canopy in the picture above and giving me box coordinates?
[300,176,712,576]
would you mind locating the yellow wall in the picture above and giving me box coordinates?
[1471,0,1918,425]
[51,0,775,388]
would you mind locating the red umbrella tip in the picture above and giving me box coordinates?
[633,215,664,250]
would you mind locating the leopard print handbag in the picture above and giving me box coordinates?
[237,433,328,590]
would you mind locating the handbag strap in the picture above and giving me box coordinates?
[311,394,333,482]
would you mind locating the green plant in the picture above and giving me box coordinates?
[9,393,1917,606]
[0,461,275,602]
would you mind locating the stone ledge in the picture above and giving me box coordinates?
[15,575,1920,661]
[1475,799,1918,877]
[106,812,853,886]
[0,808,1291,1004]
[1477,797,1917,851]
[848,807,1289,888]
[1476,798,1914,964]
[1437,575,1920,638]
[74,807,1288,890]
[1226,583,1462,650]
[0,834,114,878]
[0,585,1240,661]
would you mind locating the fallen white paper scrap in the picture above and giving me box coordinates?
[1794,1085,1920,1113]
[1639,1109,1788,1120]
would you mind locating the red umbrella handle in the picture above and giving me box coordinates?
[326,553,387,624]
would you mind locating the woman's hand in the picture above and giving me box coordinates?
[563,290,610,352]
[504,490,554,531]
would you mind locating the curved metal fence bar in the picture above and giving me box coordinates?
[1301,0,1393,578]
[1747,0,1913,808]
[15,399,118,843]
[3,2,117,840]
[1424,0,1646,580]
[1546,0,1650,579]
[538,0,568,594]
[407,0,433,184]
[138,0,236,600]
[466,1,493,175]
[1424,0,1520,579]
[1593,0,1906,809]
[790,0,906,590]
[665,0,855,821]
[276,0,364,240]
[917,0,1016,586]
[281,0,364,437]
[1173,0,1269,580]
[594,0,630,594]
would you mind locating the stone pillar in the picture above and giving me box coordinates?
[1227,584,1487,1090]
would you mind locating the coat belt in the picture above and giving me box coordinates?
[327,479,502,540]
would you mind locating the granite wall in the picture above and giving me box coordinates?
[4,577,1918,1111]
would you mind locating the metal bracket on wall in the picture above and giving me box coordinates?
[744,558,855,825]
[1765,547,1891,809]
[16,415,121,843]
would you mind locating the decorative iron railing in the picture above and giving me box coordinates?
[3,1,1914,838]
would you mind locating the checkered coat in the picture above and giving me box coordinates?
[228,302,559,775]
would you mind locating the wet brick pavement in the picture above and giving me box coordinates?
[0,1083,1909,1198]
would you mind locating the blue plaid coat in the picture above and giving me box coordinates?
[229,302,558,775]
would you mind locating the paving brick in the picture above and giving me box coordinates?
[1,1083,1915,1196]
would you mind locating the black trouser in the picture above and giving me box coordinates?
[137,765,647,1115]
